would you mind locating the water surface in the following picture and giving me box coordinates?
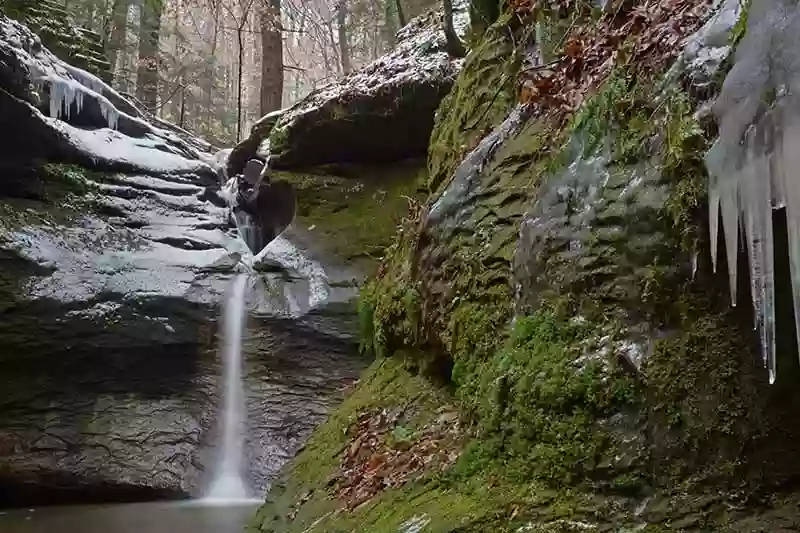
[0,500,261,533]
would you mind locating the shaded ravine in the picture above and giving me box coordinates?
[0,161,369,506]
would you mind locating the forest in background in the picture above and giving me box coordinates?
[54,0,438,146]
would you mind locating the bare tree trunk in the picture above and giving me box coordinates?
[394,0,406,27]
[442,0,466,57]
[259,0,283,115]
[106,0,130,81]
[319,21,333,76]
[167,1,181,122]
[179,84,186,128]
[291,9,306,102]
[380,0,397,49]
[236,26,245,141]
[326,20,339,75]
[336,2,351,74]
[136,0,164,109]
[201,0,220,123]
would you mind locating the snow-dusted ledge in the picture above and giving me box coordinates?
[0,14,215,177]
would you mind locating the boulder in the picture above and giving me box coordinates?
[0,14,215,179]
[228,1,469,175]
[226,109,285,179]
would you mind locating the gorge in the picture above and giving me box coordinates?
[6,0,800,531]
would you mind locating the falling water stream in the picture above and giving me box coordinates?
[206,273,253,502]
[0,272,263,532]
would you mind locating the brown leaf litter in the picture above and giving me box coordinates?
[519,0,712,126]
[328,405,463,511]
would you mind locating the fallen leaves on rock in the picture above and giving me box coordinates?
[376,194,424,279]
[520,0,711,126]
[330,406,462,511]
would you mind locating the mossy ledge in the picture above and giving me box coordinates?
[274,160,428,274]
[253,2,800,532]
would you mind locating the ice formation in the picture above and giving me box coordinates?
[704,0,800,383]
[1,14,216,175]
[36,73,120,130]
[0,16,120,129]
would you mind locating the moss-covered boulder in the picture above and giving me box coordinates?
[252,0,800,531]
[263,159,427,276]
[0,0,111,82]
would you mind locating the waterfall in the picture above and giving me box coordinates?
[206,273,251,501]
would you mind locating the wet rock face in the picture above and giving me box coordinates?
[0,15,368,508]
[242,312,365,495]
[0,166,234,506]
[512,139,681,369]
[227,2,469,174]
[221,159,298,256]
[0,163,367,507]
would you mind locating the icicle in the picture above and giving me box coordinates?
[46,76,85,122]
[704,0,800,383]
[707,147,722,274]
[100,101,120,131]
[756,155,776,383]
[781,106,800,369]
[721,171,740,306]
[741,127,776,381]
[768,114,787,209]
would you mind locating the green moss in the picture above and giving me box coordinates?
[660,93,708,252]
[39,162,98,197]
[730,0,751,46]
[570,70,638,155]
[268,125,290,161]
[427,19,525,194]
[273,160,425,270]
[254,354,623,533]
[254,355,461,532]
[459,311,640,487]
[0,162,101,239]
[642,299,768,483]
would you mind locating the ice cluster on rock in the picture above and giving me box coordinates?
[40,73,120,129]
[671,0,743,95]
[0,16,119,129]
[704,0,800,383]
[0,14,214,175]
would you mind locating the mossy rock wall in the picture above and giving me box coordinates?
[1,0,112,82]
[273,160,428,275]
[255,1,800,532]
[363,17,537,365]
